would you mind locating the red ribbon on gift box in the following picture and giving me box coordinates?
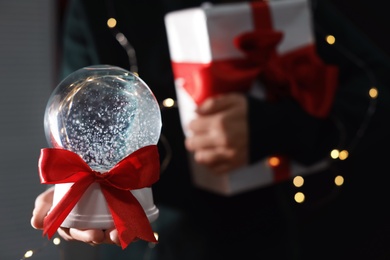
[38,145,160,249]
[171,0,338,119]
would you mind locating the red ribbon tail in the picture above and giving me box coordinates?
[43,175,94,238]
[101,185,157,249]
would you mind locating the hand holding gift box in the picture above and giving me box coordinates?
[165,0,338,195]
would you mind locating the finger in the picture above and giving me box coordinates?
[31,187,55,229]
[196,97,217,114]
[208,162,236,175]
[106,229,121,246]
[68,228,105,244]
[185,133,216,151]
[57,227,73,241]
[200,153,242,174]
[186,126,231,151]
[193,146,238,166]
[187,115,217,135]
[196,93,244,114]
[194,147,247,171]
[193,148,227,165]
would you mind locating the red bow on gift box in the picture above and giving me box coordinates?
[171,1,338,118]
[38,145,160,249]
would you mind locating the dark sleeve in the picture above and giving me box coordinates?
[248,0,390,166]
[58,0,100,81]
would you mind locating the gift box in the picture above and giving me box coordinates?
[164,0,337,196]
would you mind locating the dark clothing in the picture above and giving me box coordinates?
[59,0,390,259]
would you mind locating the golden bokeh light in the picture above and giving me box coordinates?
[53,237,61,245]
[107,18,117,28]
[293,176,304,187]
[369,87,378,98]
[338,150,349,160]
[334,175,344,186]
[294,192,305,203]
[330,149,339,159]
[326,35,336,45]
[162,98,175,108]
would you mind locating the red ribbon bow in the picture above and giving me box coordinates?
[235,1,339,118]
[38,145,160,249]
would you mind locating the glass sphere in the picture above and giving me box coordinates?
[44,65,162,172]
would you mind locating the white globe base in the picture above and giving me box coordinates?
[51,183,159,229]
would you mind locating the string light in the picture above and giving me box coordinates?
[293,176,304,187]
[330,149,340,159]
[325,34,336,45]
[292,29,378,203]
[105,8,138,73]
[294,192,305,203]
[23,250,33,259]
[334,175,344,186]
[162,98,176,108]
[53,237,61,245]
[107,17,116,28]
[369,87,378,98]
[20,237,62,259]
[338,150,349,160]
[267,156,280,167]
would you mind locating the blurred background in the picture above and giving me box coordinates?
[0,0,389,259]
[0,0,59,259]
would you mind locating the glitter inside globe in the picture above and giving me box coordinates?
[44,65,162,172]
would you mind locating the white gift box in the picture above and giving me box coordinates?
[165,0,329,196]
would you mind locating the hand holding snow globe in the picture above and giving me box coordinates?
[38,65,162,249]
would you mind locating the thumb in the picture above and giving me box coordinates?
[31,187,54,229]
